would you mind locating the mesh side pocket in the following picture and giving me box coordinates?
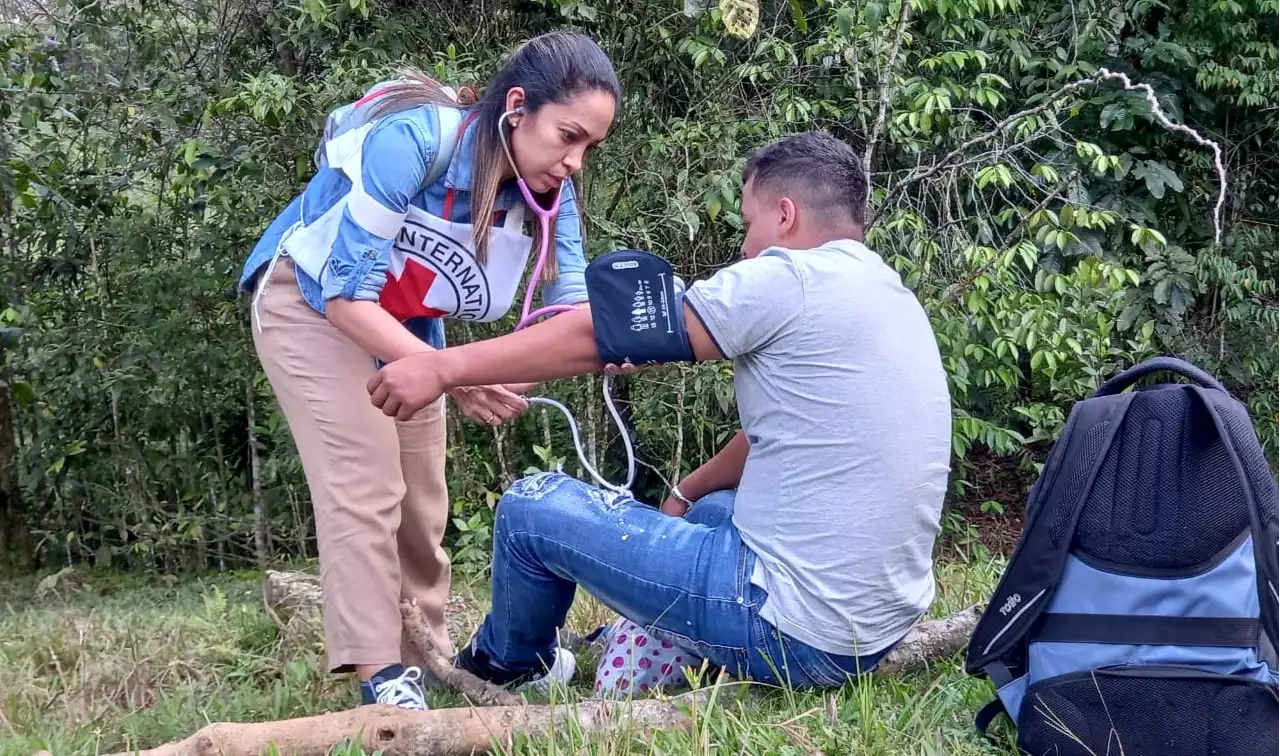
[1017,665,1278,756]
[1048,421,1111,546]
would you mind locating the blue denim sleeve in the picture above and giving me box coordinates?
[541,180,590,307]
[321,113,435,302]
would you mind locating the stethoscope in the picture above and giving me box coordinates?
[495,107,636,495]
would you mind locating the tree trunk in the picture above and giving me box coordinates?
[0,337,30,575]
[585,374,599,470]
[247,374,269,567]
[492,426,515,488]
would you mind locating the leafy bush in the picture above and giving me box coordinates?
[1,0,1274,574]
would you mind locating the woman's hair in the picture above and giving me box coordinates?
[363,32,620,281]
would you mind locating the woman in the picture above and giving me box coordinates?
[238,32,620,710]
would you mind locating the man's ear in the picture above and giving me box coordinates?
[778,196,799,235]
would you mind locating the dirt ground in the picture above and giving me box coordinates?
[944,450,1038,557]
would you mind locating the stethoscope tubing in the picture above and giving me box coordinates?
[499,109,636,495]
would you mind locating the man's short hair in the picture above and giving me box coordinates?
[742,131,868,228]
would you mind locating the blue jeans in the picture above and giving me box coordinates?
[471,472,896,689]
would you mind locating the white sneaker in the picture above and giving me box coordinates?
[516,647,577,696]
[455,638,578,693]
[372,665,429,710]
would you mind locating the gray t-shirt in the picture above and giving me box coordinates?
[684,238,952,657]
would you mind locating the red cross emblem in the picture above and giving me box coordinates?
[379,258,450,321]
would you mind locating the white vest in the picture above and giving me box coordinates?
[278,104,536,323]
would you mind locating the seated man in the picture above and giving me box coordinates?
[368,131,953,691]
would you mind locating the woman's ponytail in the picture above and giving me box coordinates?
[365,68,478,117]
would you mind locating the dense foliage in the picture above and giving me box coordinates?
[1,0,1275,575]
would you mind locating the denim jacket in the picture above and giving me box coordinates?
[238,100,590,349]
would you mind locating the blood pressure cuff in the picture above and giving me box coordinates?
[585,249,695,365]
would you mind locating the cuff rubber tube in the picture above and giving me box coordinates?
[584,249,695,365]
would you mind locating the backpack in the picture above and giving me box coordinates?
[965,355,1279,756]
[274,82,464,288]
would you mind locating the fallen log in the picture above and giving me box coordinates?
[263,569,323,620]
[96,695,712,756]
[265,569,981,680]
[262,569,325,658]
[874,603,982,677]
[264,570,479,659]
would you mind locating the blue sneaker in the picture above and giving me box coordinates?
[360,664,429,710]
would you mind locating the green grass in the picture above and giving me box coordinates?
[0,552,1018,755]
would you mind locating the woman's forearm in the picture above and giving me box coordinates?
[326,298,433,363]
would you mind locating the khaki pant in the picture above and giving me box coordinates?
[252,257,455,672]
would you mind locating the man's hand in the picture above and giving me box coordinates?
[448,384,529,426]
[659,495,689,517]
[659,432,749,518]
[368,351,448,422]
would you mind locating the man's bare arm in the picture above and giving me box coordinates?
[368,303,724,420]
[678,430,749,499]
[437,305,722,386]
[661,429,749,515]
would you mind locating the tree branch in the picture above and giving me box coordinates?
[93,693,712,756]
[870,68,1228,247]
[400,599,521,708]
[863,0,913,182]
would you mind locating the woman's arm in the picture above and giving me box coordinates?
[368,249,803,422]
[321,114,437,360]
[326,299,434,362]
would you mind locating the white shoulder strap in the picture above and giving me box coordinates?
[426,106,464,187]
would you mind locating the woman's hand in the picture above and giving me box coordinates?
[448,384,530,426]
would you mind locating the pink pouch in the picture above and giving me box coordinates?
[592,616,702,697]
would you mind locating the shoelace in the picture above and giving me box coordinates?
[373,665,426,708]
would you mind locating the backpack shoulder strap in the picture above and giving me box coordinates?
[974,698,1012,743]
[1191,386,1279,657]
[425,105,464,188]
[965,391,1135,674]
[321,89,464,188]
